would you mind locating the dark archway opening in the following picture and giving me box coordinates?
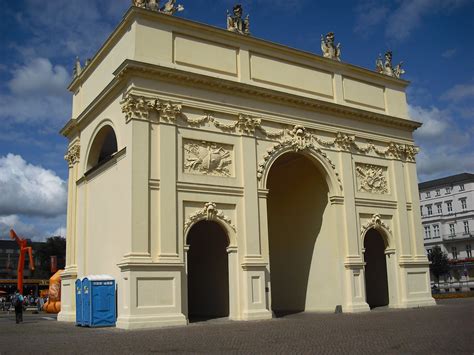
[187,220,230,321]
[86,125,118,171]
[267,153,328,316]
[364,228,389,309]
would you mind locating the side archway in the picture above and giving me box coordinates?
[183,202,239,321]
[186,220,230,320]
[363,228,390,309]
[85,121,118,171]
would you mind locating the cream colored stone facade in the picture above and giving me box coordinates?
[59,7,435,329]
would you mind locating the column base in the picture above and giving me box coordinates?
[57,311,76,322]
[241,309,273,321]
[343,302,371,313]
[116,313,187,330]
[57,267,77,323]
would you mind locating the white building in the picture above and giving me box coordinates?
[419,173,474,288]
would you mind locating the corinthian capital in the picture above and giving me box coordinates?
[65,142,80,167]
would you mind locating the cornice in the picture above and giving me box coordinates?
[115,60,421,132]
[69,7,409,92]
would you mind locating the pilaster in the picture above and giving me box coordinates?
[58,140,80,322]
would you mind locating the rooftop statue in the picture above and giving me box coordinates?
[321,32,341,61]
[160,0,184,15]
[376,51,405,79]
[73,57,82,78]
[227,4,250,35]
[131,0,184,15]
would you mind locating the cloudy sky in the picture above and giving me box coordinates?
[0,0,473,240]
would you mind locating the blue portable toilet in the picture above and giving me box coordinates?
[81,275,116,327]
[75,279,83,326]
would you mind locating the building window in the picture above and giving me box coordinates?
[467,245,472,258]
[464,221,470,234]
[436,203,442,214]
[460,184,465,191]
[452,247,458,260]
[436,189,441,196]
[433,224,440,238]
[460,199,467,210]
[446,187,452,194]
[427,205,433,216]
[420,206,423,216]
[424,226,431,239]
[426,191,431,198]
[447,201,453,212]
[449,224,456,236]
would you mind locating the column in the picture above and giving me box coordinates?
[58,140,80,322]
[338,151,370,312]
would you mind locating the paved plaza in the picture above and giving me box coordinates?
[0,298,473,354]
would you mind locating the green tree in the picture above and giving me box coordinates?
[428,246,450,285]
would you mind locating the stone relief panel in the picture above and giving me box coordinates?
[183,139,233,177]
[355,163,389,194]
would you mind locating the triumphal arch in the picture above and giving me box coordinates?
[59,4,435,329]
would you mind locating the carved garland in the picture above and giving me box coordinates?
[65,142,80,167]
[360,213,392,238]
[184,202,236,234]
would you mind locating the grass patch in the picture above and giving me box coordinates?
[433,291,474,299]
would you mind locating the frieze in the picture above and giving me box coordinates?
[183,139,233,177]
[355,163,388,194]
[184,202,236,233]
[120,94,418,163]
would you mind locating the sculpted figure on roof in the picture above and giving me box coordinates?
[376,51,405,79]
[227,4,250,35]
[321,32,341,61]
[132,0,184,15]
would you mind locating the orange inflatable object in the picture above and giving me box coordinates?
[43,269,63,313]
[9,229,35,294]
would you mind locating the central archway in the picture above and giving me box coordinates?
[364,228,389,308]
[266,152,334,315]
[186,220,230,320]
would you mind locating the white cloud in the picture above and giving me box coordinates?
[0,154,67,218]
[8,58,69,96]
[354,0,390,36]
[443,83,474,102]
[52,226,66,238]
[0,58,71,125]
[409,105,450,141]
[442,48,457,58]
[0,215,38,240]
[386,0,469,41]
[410,104,473,181]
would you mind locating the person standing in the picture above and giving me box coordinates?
[13,290,24,324]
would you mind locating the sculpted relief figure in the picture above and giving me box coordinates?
[132,0,184,15]
[227,4,250,35]
[321,32,341,61]
[376,51,405,79]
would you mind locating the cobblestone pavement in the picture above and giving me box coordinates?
[0,298,472,354]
